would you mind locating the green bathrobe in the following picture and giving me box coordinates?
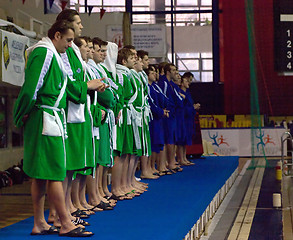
[116,64,141,156]
[99,65,124,157]
[14,47,67,181]
[139,70,152,156]
[62,45,94,171]
[87,60,116,167]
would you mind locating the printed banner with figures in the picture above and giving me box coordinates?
[201,128,286,156]
[201,129,240,156]
[1,30,29,86]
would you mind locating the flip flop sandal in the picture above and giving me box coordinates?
[103,195,111,200]
[108,194,124,201]
[72,217,90,226]
[172,167,183,172]
[59,227,94,237]
[71,209,89,218]
[90,205,103,212]
[124,192,135,199]
[83,209,95,215]
[162,170,173,175]
[106,198,117,205]
[31,226,59,235]
[187,161,195,165]
[96,201,114,210]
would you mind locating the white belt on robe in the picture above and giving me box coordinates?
[143,104,152,125]
[105,109,116,167]
[125,104,142,150]
[86,94,95,169]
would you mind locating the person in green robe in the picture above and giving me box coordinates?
[115,48,147,199]
[102,42,128,200]
[13,20,93,237]
[137,50,158,179]
[53,9,106,227]
[95,38,123,200]
[123,46,150,191]
[85,37,116,210]
[130,56,159,186]
[70,36,106,216]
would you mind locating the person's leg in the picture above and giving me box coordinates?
[166,144,177,169]
[150,152,159,173]
[47,204,57,224]
[176,145,185,165]
[183,146,195,165]
[47,180,57,223]
[63,171,78,221]
[149,153,154,171]
[50,175,70,228]
[97,165,105,198]
[47,180,92,235]
[171,145,183,172]
[102,167,111,197]
[86,174,98,206]
[67,176,78,217]
[140,155,159,179]
[79,174,95,214]
[157,149,165,172]
[31,179,52,234]
[111,155,125,197]
[162,145,170,171]
[86,173,103,211]
[120,154,130,194]
[94,165,103,203]
[95,165,115,205]
[71,176,82,210]
[124,154,136,197]
[131,155,148,193]
[166,144,173,168]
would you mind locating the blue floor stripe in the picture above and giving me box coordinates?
[0,156,238,240]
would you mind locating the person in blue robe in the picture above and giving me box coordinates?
[157,63,183,172]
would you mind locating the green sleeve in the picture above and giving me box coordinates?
[13,48,49,127]
[91,104,102,127]
[113,78,124,117]
[131,76,143,108]
[122,74,134,105]
[96,88,116,109]
[65,47,87,104]
[66,80,87,104]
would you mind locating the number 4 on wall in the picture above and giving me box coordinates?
[287,62,292,69]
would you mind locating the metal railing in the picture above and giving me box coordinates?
[281,131,293,176]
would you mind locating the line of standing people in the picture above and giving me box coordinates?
[13,9,200,238]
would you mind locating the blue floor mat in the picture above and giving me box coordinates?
[0,156,238,240]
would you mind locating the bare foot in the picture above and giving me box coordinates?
[31,221,54,235]
[140,174,159,179]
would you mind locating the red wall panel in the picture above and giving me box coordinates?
[221,0,293,115]
[221,0,250,114]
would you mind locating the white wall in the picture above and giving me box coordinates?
[167,25,212,53]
